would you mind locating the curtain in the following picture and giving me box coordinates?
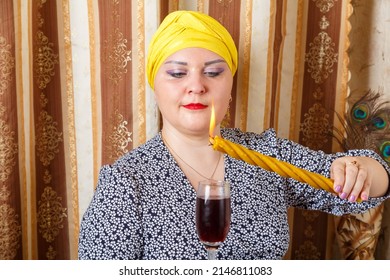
[0,0,389,260]
[343,0,390,260]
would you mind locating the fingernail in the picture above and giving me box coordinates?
[361,193,368,201]
[340,192,348,199]
[335,185,342,193]
[348,195,356,202]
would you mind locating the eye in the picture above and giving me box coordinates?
[166,70,187,78]
[204,71,220,77]
[204,68,225,77]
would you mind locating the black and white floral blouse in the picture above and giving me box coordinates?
[78,128,390,260]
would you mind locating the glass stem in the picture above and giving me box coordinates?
[207,248,218,260]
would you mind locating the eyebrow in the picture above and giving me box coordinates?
[164,60,187,65]
[204,59,226,66]
[164,59,226,66]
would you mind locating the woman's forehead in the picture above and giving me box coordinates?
[163,48,226,64]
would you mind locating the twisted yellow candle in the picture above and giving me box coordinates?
[210,135,359,201]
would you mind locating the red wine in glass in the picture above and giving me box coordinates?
[196,197,231,244]
[196,180,231,260]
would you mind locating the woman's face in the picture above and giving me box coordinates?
[154,47,233,136]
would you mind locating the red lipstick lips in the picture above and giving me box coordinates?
[183,103,207,110]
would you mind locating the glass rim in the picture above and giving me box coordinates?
[197,179,230,198]
[198,179,230,185]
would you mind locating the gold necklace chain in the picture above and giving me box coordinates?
[161,132,222,180]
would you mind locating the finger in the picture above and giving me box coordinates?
[360,168,371,201]
[347,168,367,202]
[330,163,345,194]
[339,161,359,199]
[360,183,370,201]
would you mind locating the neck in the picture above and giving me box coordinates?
[161,128,224,186]
[161,124,221,145]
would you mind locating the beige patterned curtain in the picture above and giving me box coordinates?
[0,0,389,260]
[339,0,390,260]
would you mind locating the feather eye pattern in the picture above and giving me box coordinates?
[371,112,388,130]
[332,89,390,163]
[379,141,390,163]
[351,102,370,122]
[350,90,390,130]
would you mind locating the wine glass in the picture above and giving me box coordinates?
[196,179,231,260]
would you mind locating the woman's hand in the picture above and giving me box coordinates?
[330,156,389,202]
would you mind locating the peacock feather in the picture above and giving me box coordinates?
[331,89,389,260]
[332,89,390,163]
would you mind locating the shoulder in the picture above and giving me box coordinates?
[113,133,163,167]
[221,127,277,143]
[98,133,166,183]
[221,127,279,156]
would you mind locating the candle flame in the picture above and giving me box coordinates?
[209,101,216,137]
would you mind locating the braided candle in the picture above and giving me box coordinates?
[210,135,350,199]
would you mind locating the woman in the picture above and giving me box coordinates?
[78,11,389,260]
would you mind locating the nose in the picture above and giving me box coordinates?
[186,73,206,94]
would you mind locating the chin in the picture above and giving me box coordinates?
[184,125,209,135]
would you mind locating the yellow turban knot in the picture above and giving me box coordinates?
[146,10,238,89]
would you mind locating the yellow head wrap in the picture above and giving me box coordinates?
[146,10,238,89]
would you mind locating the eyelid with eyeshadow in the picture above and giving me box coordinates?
[165,67,225,78]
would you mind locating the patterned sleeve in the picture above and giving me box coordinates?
[78,164,143,259]
[275,134,390,215]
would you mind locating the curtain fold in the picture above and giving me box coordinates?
[98,0,134,165]
[32,0,69,260]
[0,0,22,260]
[290,0,345,260]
